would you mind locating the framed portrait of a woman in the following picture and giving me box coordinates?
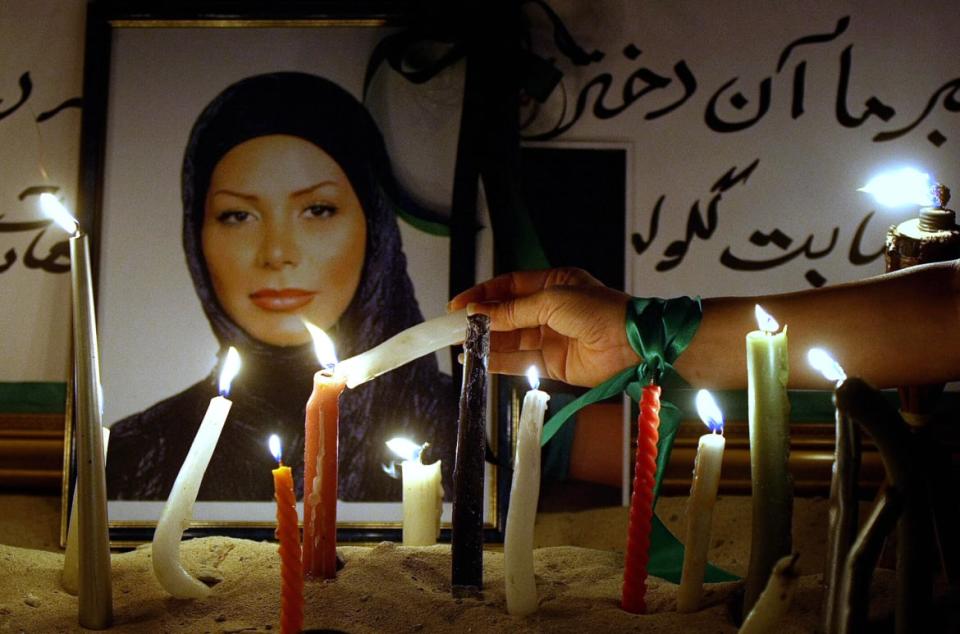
[69,1,498,542]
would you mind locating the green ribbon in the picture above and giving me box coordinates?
[539,295,736,583]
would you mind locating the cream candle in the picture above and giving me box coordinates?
[152,347,240,599]
[40,193,112,629]
[677,389,726,613]
[336,309,467,388]
[504,366,550,616]
[743,305,792,617]
[386,438,443,546]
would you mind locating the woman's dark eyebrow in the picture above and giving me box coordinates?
[293,181,339,197]
[210,189,258,202]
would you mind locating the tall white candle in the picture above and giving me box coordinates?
[386,438,443,546]
[504,367,550,616]
[336,309,467,388]
[744,304,792,617]
[152,347,240,599]
[677,390,726,613]
[40,193,112,629]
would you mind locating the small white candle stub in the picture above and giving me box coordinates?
[386,437,442,546]
[739,553,801,634]
[504,366,550,616]
[152,347,240,599]
[337,309,468,388]
[677,389,726,613]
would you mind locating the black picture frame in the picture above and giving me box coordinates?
[68,0,505,546]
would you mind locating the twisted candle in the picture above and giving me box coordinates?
[271,435,303,634]
[622,383,661,614]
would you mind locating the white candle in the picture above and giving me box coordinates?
[152,347,240,599]
[744,304,792,616]
[504,367,550,616]
[40,193,112,629]
[386,438,442,546]
[739,553,801,634]
[677,390,726,613]
[336,309,467,388]
[62,427,110,596]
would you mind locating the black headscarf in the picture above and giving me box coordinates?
[108,72,456,502]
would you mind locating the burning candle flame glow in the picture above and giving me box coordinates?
[269,433,282,463]
[695,389,724,434]
[386,437,426,463]
[218,346,241,396]
[755,304,779,334]
[526,366,540,391]
[858,167,934,208]
[304,321,338,370]
[38,193,80,235]
[807,348,847,385]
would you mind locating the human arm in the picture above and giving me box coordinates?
[449,262,960,390]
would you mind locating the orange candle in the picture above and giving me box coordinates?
[621,382,661,614]
[269,435,303,634]
[302,367,345,580]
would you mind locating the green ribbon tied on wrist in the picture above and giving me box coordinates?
[537,295,737,584]
[540,295,703,448]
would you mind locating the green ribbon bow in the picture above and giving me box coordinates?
[540,295,737,584]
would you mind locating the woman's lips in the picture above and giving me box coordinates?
[249,288,317,311]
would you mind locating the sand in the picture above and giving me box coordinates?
[0,495,895,633]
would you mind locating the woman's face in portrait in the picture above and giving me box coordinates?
[202,134,367,347]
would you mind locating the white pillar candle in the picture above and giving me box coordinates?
[62,427,110,596]
[386,438,443,546]
[152,347,240,599]
[677,390,726,612]
[743,305,792,616]
[337,309,467,388]
[739,553,801,634]
[504,367,550,616]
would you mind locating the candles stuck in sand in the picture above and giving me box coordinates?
[386,437,443,546]
[302,324,345,580]
[269,435,303,634]
[743,305,792,617]
[504,367,550,616]
[152,347,240,599]
[677,390,726,613]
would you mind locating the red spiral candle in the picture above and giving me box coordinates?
[621,382,661,614]
[272,458,303,634]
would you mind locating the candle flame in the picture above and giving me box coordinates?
[38,193,79,235]
[382,461,400,479]
[695,389,724,434]
[386,436,426,463]
[807,348,847,385]
[304,320,337,369]
[268,434,281,463]
[218,346,241,396]
[755,304,779,333]
[858,167,934,208]
[526,365,540,391]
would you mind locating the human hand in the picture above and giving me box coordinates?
[448,268,640,388]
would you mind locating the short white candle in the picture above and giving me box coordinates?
[504,367,550,616]
[677,389,726,612]
[386,438,442,546]
[152,347,240,599]
[336,309,467,388]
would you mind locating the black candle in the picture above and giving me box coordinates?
[451,314,489,597]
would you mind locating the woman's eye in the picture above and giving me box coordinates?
[216,210,255,224]
[302,203,337,219]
